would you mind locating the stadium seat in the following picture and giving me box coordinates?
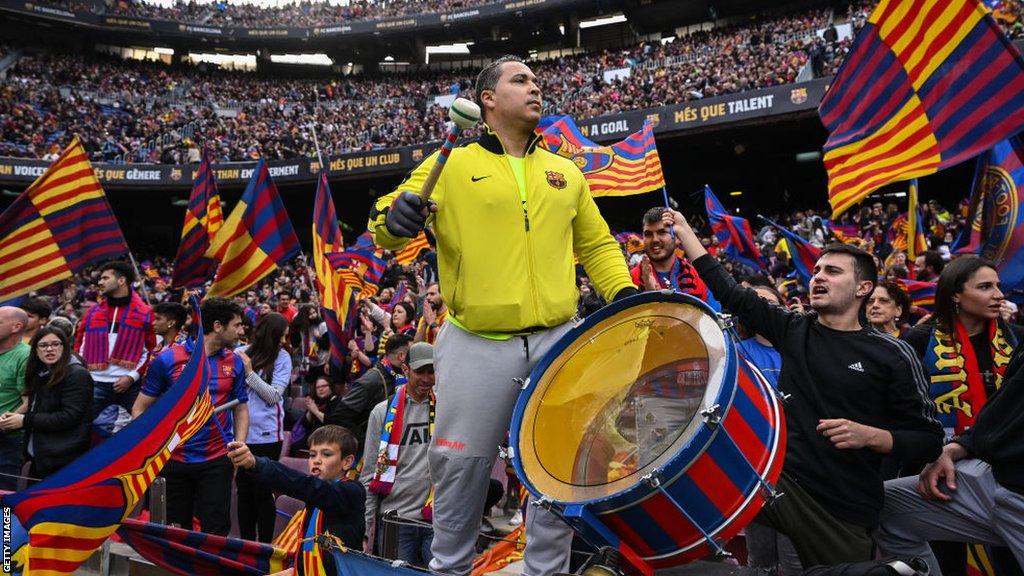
[272,494,306,542]
[279,456,307,474]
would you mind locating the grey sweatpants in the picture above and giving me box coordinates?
[875,459,1024,576]
[428,321,575,576]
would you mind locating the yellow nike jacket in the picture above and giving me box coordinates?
[369,126,633,333]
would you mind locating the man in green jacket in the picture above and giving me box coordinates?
[369,55,637,575]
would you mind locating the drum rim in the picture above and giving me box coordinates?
[509,290,736,508]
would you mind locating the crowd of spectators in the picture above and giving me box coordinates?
[3,1,1023,164]
[0,4,846,163]
[6,185,1024,572]
[106,0,499,28]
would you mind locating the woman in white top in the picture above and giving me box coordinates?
[234,312,292,542]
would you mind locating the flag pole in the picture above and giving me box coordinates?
[307,88,338,315]
[127,251,152,305]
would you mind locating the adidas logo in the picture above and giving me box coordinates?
[848,362,865,373]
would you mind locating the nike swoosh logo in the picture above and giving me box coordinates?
[471,175,491,182]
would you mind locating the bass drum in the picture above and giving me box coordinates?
[509,291,785,570]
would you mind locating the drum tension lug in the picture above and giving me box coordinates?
[534,496,556,512]
[761,482,785,505]
[716,314,735,330]
[701,404,722,426]
[640,472,662,489]
[513,377,529,390]
[712,542,734,560]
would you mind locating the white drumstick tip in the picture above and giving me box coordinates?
[449,98,481,129]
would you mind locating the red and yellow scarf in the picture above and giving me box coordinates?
[925,319,1015,433]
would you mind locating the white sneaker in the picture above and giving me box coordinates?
[508,510,523,526]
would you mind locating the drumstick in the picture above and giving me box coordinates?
[419,97,481,201]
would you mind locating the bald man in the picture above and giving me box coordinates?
[0,306,29,490]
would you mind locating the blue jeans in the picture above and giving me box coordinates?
[91,380,140,422]
[0,431,24,491]
[379,520,433,568]
[397,524,433,568]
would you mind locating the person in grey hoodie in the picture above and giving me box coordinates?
[361,341,436,568]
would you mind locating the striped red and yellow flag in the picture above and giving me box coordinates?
[272,509,306,557]
[394,230,431,265]
[819,0,1024,216]
[0,137,128,302]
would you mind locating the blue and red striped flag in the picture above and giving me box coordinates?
[829,223,861,240]
[352,231,376,251]
[172,151,224,288]
[388,280,409,310]
[975,135,1024,293]
[311,172,348,369]
[1,296,212,576]
[0,137,128,302]
[207,159,301,297]
[952,184,985,255]
[819,0,1024,216]
[537,116,665,197]
[898,279,937,312]
[115,518,290,576]
[763,218,822,286]
[703,185,764,271]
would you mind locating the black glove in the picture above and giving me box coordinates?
[385,192,432,238]
[612,287,640,302]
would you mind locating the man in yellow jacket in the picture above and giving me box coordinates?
[368,55,637,575]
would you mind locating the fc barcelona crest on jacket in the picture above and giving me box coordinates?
[546,170,567,189]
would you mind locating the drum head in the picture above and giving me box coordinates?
[517,295,729,503]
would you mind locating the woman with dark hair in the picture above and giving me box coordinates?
[389,301,417,338]
[289,375,339,456]
[289,304,328,386]
[234,312,292,542]
[900,256,1024,576]
[867,280,911,337]
[0,326,93,482]
[904,257,1022,436]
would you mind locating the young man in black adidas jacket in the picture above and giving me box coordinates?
[667,209,943,568]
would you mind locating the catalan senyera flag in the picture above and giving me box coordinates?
[763,218,822,286]
[312,172,347,369]
[537,116,665,197]
[172,152,224,288]
[0,137,128,302]
[394,230,432,265]
[975,135,1024,293]
[207,159,301,297]
[703,185,764,271]
[1,296,212,576]
[819,0,1024,216]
